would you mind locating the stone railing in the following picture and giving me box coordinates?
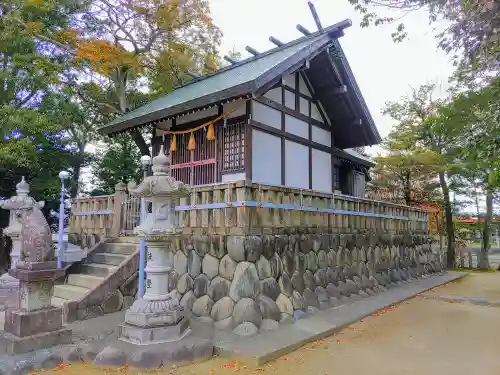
[69,180,428,239]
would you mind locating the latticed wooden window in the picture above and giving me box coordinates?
[221,121,245,172]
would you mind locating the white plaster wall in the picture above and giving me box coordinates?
[298,74,311,97]
[223,99,247,118]
[252,101,281,129]
[299,97,309,116]
[285,115,308,139]
[285,140,309,189]
[222,172,246,183]
[316,101,331,125]
[283,74,295,89]
[264,88,282,104]
[284,89,295,109]
[311,103,324,123]
[252,130,282,185]
[311,125,331,147]
[312,149,332,193]
[176,106,218,125]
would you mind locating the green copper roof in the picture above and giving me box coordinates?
[101,20,352,135]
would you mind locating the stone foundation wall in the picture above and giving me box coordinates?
[167,230,443,331]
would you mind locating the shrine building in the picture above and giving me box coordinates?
[99,19,381,198]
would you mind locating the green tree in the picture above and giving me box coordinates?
[0,0,82,198]
[376,84,463,267]
[368,127,442,205]
[432,76,500,268]
[10,0,223,155]
[90,134,142,194]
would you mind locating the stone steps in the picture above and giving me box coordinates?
[102,242,137,255]
[78,263,118,278]
[67,274,105,289]
[51,296,67,308]
[49,238,139,323]
[53,284,91,301]
[88,252,128,266]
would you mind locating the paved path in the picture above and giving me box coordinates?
[40,271,500,375]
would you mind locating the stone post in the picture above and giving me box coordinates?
[111,182,127,237]
[0,202,71,355]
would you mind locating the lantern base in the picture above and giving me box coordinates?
[118,317,190,345]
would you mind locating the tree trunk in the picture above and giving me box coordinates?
[70,157,83,198]
[438,171,455,268]
[478,187,493,269]
[113,70,150,156]
[474,187,481,242]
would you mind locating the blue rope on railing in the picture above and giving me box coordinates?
[174,200,428,222]
[73,201,427,222]
[73,209,113,216]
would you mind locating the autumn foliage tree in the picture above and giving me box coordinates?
[10,0,222,155]
[367,130,442,206]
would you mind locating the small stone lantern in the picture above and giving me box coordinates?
[118,145,191,344]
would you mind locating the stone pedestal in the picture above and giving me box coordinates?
[119,236,190,344]
[0,261,72,355]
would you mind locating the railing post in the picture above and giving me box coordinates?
[111,182,127,237]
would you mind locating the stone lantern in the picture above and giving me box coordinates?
[0,177,44,293]
[118,145,192,344]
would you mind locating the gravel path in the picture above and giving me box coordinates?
[41,272,500,375]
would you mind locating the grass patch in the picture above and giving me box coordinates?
[469,241,494,247]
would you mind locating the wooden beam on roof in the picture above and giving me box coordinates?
[307,1,323,31]
[224,55,239,65]
[269,36,284,46]
[333,85,348,95]
[245,46,260,56]
[296,24,311,36]
[299,60,310,71]
[130,129,150,156]
[314,84,347,97]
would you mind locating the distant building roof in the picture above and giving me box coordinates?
[343,148,375,166]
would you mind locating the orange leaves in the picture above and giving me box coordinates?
[223,360,238,369]
[26,21,44,35]
[371,304,396,317]
[75,40,140,76]
[54,29,79,47]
